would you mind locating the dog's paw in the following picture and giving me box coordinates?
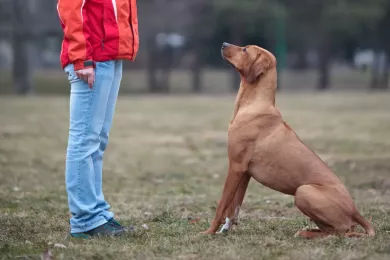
[199,230,216,235]
[217,227,229,234]
[217,217,232,234]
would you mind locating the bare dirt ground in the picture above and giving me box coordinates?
[1,93,390,259]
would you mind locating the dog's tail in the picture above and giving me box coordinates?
[353,212,375,236]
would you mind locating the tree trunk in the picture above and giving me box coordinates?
[191,52,202,93]
[158,46,172,93]
[295,48,308,70]
[12,0,33,95]
[379,54,389,89]
[275,11,286,91]
[370,51,381,89]
[147,39,159,93]
[317,33,331,90]
[381,69,389,89]
[160,66,171,93]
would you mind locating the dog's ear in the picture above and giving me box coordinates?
[246,55,270,84]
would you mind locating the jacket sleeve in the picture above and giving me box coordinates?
[57,0,93,70]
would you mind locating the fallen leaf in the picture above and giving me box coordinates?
[188,217,201,224]
[142,224,149,230]
[153,178,164,184]
[349,162,357,170]
[54,243,67,249]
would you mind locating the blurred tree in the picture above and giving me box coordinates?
[140,0,173,93]
[0,0,12,34]
[284,0,386,90]
[186,0,215,93]
[371,1,390,89]
[212,0,284,92]
[12,0,34,95]
[2,0,58,94]
[140,0,202,93]
[1,0,389,95]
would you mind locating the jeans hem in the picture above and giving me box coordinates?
[70,217,108,234]
[102,211,115,220]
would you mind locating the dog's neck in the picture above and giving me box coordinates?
[231,68,277,123]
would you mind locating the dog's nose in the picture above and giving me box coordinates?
[222,42,230,49]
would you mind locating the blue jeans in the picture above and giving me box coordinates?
[64,60,122,233]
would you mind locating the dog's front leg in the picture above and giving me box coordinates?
[201,163,247,234]
[218,173,251,233]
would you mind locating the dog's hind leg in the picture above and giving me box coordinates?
[295,220,336,239]
[344,232,367,238]
[218,173,251,233]
[295,229,331,239]
[294,185,357,237]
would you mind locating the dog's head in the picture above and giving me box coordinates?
[221,43,276,84]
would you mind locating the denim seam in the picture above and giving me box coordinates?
[76,84,95,206]
[91,62,113,164]
[91,64,101,167]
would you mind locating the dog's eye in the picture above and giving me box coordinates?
[243,48,247,52]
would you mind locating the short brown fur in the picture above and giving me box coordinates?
[201,43,375,239]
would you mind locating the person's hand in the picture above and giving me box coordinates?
[75,67,95,88]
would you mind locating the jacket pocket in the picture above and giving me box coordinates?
[64,64,82,84]
[102,2,118,48]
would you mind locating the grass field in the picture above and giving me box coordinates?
[1,92,390,260]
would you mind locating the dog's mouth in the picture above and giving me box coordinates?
[221,51,236,69]
[225,59,236,69]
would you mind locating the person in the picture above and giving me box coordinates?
[57,0,139,238]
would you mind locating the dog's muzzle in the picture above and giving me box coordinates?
[221,42,231,49]
[221,42,236,69]
[221,42,231,60]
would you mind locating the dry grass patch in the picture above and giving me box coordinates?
[1,92,390,259]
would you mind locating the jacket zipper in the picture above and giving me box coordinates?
[102,39,105,50]
[129,0,135,60]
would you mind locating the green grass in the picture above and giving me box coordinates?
[1,93,390,259]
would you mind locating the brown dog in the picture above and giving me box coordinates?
[201,43,375,239]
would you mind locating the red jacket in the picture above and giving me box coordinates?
[57,0,139,71]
